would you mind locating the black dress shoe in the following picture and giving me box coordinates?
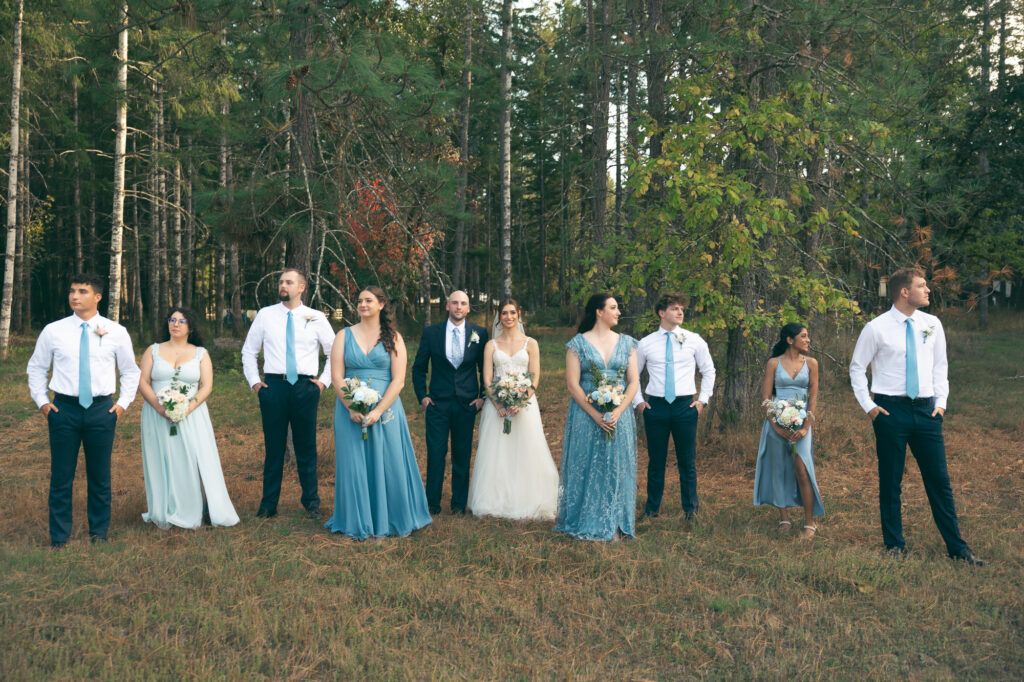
[885,546,907,559]
[428,506,441,515]
[50,541,66,550]
[639,510,659,521]
[89,535,108,544]
[684,511,697,521]
[451,507,466,515]
[952,551,987,566]
[306,507,323,521]
[256,508,278,519]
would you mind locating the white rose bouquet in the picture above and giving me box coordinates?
[340,376,382,439]
[156,370,192,436]
[761,396,808,455]
[488,367,534,434]
[588,365,627,441]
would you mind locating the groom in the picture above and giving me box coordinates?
[412,290,488,514]
[850,267,985,565]
[27,273,141,548]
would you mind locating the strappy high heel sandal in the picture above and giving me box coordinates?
[799,524,817,540]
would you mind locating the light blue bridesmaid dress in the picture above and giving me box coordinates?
[325,329,432,539]
[753,358,825,515]
[141,345,239,529]
[555,333,638,540]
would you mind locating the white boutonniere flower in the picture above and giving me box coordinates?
[94,326,109,346]
[304,315,316,329]
[469,331,480,345]
[921,325,935,343]
[671,329,687,346]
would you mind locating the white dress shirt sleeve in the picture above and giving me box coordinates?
[26,325,55,408]
[630,336,649,408]
[241,310,266,387]
[314,315,335,387]
[849,323,878,413]
[932,319,949,410]
[695,338,716,404]
[114,327,141,410]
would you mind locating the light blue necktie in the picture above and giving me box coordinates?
[285,311,298,384]
[905,319,919,399]
[451,327,463,368]
[664,331,676,404]
[79,322,93,408]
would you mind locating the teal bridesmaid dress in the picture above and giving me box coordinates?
[753,358,825,515]
[325,329,432,539]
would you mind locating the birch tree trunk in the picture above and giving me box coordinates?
[498,0,513,300]
[0,0,24,359]
[107,0,129,322]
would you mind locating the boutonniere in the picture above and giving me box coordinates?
[94,326,109,346]
[921,325,936,343]
[304,315,317,329]
[469,331,480,345]
[671,329,687,346]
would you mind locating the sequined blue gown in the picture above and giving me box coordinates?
[325,330,432,539]
[555,333,638,540]
[753,358,825,515]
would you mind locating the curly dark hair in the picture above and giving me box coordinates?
[360,286,396,355]
[158,307,205,347]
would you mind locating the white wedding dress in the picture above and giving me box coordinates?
[467,338,559,520]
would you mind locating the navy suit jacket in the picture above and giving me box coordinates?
[412,321,488,403]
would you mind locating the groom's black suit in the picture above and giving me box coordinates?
[412,320,488,513]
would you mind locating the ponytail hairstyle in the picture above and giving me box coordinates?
[770,322,806,358]
[361,286,396,355]
[577,293,614,334]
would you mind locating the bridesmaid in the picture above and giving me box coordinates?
[138,308,239,529]
[753,322,824,539]
[325,286,432,540]
[555,293,640,541]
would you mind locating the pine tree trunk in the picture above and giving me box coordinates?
[588,0,611,240]
[172,134,183,307]
[289,4,315,276]
[131,135,143,338]
[73,80,84,273]
[17,125,30,331]
[498,0,513,300]
[184,137,194,309]
[107,0,129,322]
[0,0,23,358]
[453,1,473,291]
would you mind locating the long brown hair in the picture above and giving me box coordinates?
[361,286,396,355]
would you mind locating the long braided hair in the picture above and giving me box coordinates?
[361,286,396,355]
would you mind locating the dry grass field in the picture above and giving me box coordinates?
[1,311,1022,679]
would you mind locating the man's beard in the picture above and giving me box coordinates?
[279,290,290,302]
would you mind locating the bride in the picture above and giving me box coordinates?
[467,298,559,520]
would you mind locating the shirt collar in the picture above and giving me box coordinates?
[73,312,102,329]
[888,306,923,325]
[446,318,466,333]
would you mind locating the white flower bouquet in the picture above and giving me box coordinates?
[588,366,626,441]
[156,377,191,436]
[340,376,382,439]
[761,396,808,455]
[488,367,534,434]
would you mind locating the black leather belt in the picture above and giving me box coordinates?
[264,373,313,380]
[54,392,112,404]
[874,394,933,406]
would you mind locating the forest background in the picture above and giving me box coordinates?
[1,0,1023,419]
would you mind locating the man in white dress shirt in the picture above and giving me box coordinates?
[850,267,984,565]
[242,269,334,519]
[633,294,716,520]
[26,273,141,548]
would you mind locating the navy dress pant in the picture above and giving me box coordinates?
[47,395,117,543]
[424,399,478,512]
[642,396,699,515]
[872,396,968,557]
[257,376,321,513]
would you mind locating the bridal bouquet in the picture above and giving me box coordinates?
[340,376,382,439]
[156,373,191,436]
[488,367,534,434]
[588,366,626,440]
[762,396,808,455]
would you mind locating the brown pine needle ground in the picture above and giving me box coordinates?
[1,312,1021,678]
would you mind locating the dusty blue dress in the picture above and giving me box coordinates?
[753,358,825,515]
[325,330,432,539]
[555,333,638,540]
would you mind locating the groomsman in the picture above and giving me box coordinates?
[633,294,716,520]
[27,273,141,548]
[850,267,985,565]
[242,268,334,520]
[412,290,488,514]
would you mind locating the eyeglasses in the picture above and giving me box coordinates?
[168,318,188,325]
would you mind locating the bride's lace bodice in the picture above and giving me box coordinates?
[493,339,530,376]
